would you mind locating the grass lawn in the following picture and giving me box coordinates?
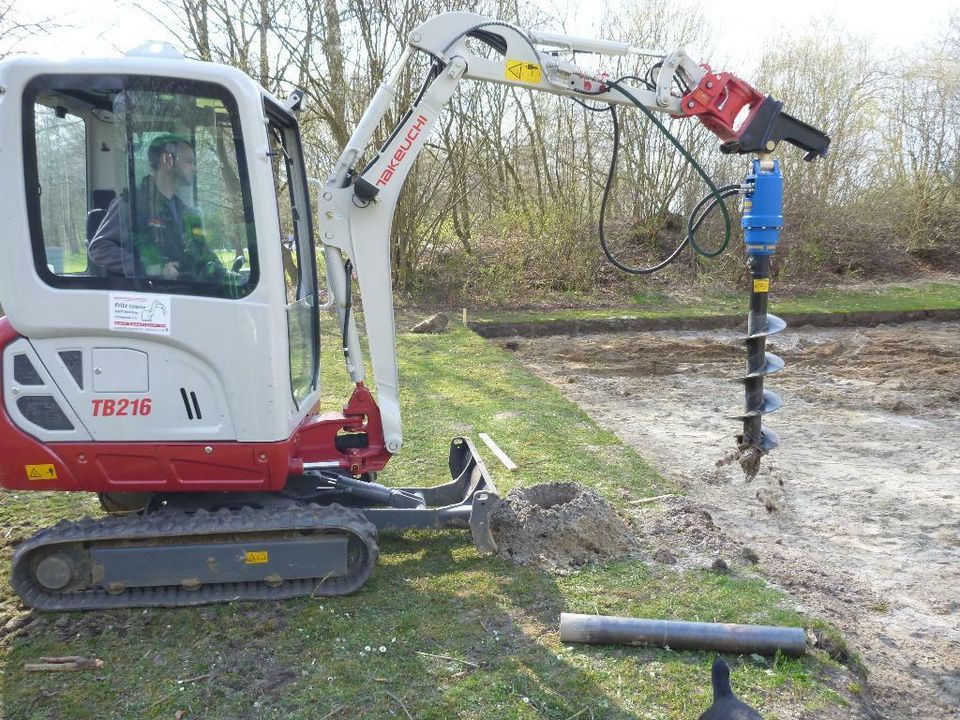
[0,321,852,719]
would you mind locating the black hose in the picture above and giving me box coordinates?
[342,258,353,364]
[605,77,734,260]
[359,58,444,177]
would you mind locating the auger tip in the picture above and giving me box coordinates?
[734,434,765,480]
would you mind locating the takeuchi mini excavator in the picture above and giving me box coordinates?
[0,13,828,610]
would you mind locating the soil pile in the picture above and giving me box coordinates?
[639,496,755,570]
[490,482,636,571]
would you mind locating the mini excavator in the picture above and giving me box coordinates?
[0,12,829,609]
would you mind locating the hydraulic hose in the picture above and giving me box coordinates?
[605,78,733,259]
[342,258,353,366]
[577,81,738,275]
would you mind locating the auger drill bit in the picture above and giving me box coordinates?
[732,157,785,479]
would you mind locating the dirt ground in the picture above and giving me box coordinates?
[507,319,960,720]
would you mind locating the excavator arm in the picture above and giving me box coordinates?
[317,11,829,460]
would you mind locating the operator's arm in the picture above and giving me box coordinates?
[88,197,136,276]
[182,208,227,280]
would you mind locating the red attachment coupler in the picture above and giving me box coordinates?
[680,68,766,143]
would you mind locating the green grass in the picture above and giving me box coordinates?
[0,323,851,719]
[469,280,960,324]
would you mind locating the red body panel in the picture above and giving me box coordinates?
[0,317,392,493]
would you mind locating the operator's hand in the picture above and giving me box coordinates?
[161,261,180,280]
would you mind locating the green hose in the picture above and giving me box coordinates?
[606,78,732,258]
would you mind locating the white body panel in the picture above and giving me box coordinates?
[0,55,314,443]
[3,338,92,442]
[4,335,235,443]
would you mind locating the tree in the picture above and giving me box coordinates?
[874,15,960,249]
[0,0,57,59]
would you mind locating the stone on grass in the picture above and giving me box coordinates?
[411,313,449,334]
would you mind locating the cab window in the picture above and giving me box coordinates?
[24,75,258,299]
[33,105,87,274]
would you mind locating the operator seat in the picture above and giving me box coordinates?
[85,189,116,276]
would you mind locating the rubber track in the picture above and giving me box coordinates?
[11,502,378,610]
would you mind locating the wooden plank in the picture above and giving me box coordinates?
[626,494,678,505]
[478,433,517,472]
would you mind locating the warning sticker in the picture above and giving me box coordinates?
[506,60,542,84]
[26,464,57,481]
[110,293,172,335]
[753,278,770,293]
[245,551,269,565]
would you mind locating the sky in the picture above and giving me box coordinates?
[559,0,958,46]
[6,0,957,68]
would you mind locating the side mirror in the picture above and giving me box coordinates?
[231,256,245,273]
[283,89,306,113]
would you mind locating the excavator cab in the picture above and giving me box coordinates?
[0,47,334,493]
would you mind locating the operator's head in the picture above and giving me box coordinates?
[148,134,196,187]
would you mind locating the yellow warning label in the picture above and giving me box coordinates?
[26,464,57,481]
[753,278,770,293]
[505,60,542,84]
[245,551,269,564]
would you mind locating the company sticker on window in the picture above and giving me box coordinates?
[109,293,172,335]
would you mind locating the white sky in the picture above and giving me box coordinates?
[550,0,958,71]
[7,0,958,66]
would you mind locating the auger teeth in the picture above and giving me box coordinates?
[738,352,785,380]
[745,313,786,340]
[730,389,783,420]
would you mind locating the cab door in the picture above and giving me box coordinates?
[6,65,295,447]
[264,101,320,410]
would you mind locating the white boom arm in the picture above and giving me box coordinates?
[317,12,706,455]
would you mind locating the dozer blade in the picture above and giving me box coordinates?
[303,436,501,554]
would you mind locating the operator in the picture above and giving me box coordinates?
[88,134,226,282]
